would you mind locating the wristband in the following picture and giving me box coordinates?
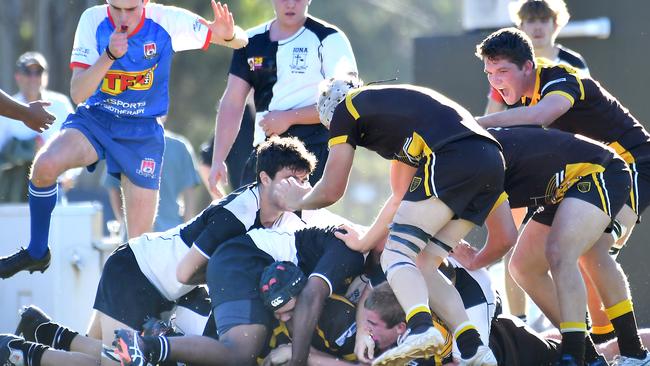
[105,46,121,61]
[223,32,236,42]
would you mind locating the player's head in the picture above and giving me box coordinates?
[106,0,147,32]
[363,282,407,351]
[476,28,536,105]
[271,0,311,29]
[255,136,316,184]
[260,261,308,322]
[511,0,569,48]
[15,52,48,99]
[317,72,363,128]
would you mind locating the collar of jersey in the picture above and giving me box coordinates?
[107,6,146,38]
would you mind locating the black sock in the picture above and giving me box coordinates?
[12,339,49,366]
[561,331,585,364]
[584,335,603,363]
[34,322,78,350]
[456,328,483,360]
[611,312,648,359]
[142,335,170,363]
[590,330,617,345]
[406,312,433,334]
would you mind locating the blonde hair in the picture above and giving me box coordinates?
[510,0,570,28]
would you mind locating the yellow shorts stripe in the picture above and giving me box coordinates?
[424,153,432,197]
[605,299,633,320]
[489,191,509,215]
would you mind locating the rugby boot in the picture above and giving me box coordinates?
[113,329,150,366]
[0,334,25,366]
[0,248,50,279]
[14,305,51,342]
[372,326,446,366]
[459,344,498,366]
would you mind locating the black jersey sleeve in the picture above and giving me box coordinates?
[228,47,252,84]
[539,67,584,106]
[327,102,360,149]
[192,208,247,258]
[311,231,365,296]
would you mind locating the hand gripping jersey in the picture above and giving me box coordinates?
[522,64,650,163]
[70,3,211,117]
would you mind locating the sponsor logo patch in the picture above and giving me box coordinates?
[290,47,308,73]
[248,57,264,71]
[136,158,156,178]
[143,42,157,59]
[101,65,157,95]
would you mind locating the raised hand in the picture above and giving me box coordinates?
[23,101,55,132]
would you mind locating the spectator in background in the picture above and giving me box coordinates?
[485,0,589,115]
[106,118,202,233]
[208,0,357,197]
[0,52,74,202]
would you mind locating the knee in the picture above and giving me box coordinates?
[30,152,63,184]
[544,241,566,272]
[508,254,526,284]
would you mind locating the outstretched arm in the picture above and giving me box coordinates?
[451,199,518,270]
[0,89,54,132]
[477,94,572,128]
[289,277,331,366]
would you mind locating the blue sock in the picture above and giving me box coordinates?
[27,182,57,259]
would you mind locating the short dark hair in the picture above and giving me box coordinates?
[256,136,317,182]
[364,282,405,328]
[475,27,535,69]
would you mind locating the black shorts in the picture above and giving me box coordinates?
[93,245,175,330]
[207,235,276,336]
[532,159,631,226]
[628,160,650,219]
[403,136,505,226]
[489,315,559,366]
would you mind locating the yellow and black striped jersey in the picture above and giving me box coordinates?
[265,295,357,361]
[328,84,499,167]
[523,64,650,163]
[490,126,621,208]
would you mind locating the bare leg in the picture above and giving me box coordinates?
[121,176,158,239]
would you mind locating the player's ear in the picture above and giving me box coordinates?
[259,171,271,186]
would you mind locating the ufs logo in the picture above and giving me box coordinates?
[290,47,308,72]
[101,65,157,96]
[137,158,156,178]
[144,42,157,59]
[248,57,264,71]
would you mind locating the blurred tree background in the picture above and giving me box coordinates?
[0,0,461,224]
